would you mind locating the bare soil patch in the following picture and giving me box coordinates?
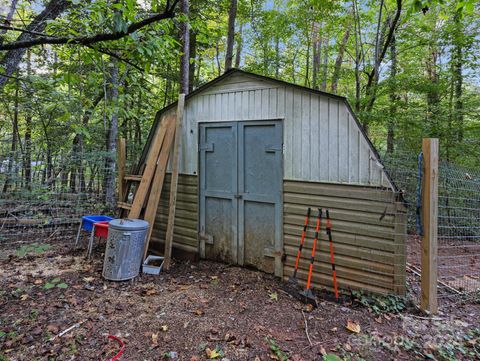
[0,240,479,360]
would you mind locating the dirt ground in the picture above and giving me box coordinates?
[1,239,479,361]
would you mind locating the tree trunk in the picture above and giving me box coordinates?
[331,17,352,93]
[24,52,32,190]
[425,47,440,136]
[353,0,362,112]
[179,0,190,94]
[320,36,329,91]
[2,77,19,193]
[70,92,103,192]
[189,29,196,93]
[234,24,243,68]
[304,31,310,87]
[225,0,237,71]
[164,64,172,107]
[104,58,119,210]
[0,0,19,41]
[452,12,463,143]
[387,33,397,153]
[275,36,280,78]
[215,41,222,76]
[0,0,70,91]
[361,0,402,132]
[312,23,321,90]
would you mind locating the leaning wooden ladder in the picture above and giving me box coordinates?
[117,114,176,259]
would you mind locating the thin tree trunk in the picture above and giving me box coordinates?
[71,92,103,192]
[304,32,310,87]
[104,57,119,210]
[135,91,142,149]
[331,15,352,93]
[164,64,172,107]
[425,47,440,135]
[224,0,237,71]
[361,0,402,133]
[0,0,19,41]
[275,36,280,78]
[387,33,397,153]
[320,36,329,91]
[234,24,243,68]
[312,22,321,90]
[215,41,221,76]
[452,12,463,142]
[179,0,190,94]
[353,0,361,112]
[24,51,32,190]
[2,77,19,193]
[188,29,196,93]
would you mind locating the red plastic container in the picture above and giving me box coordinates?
[93,221,109,239]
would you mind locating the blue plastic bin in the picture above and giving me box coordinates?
[82,215,113,231]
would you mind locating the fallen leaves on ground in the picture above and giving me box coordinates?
[305,304,314,313]
[205,347,221,359]
[269,292,278,301]
[346,320,361,333]
[151,332,159,347]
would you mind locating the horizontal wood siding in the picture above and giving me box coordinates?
[150,174,198,254]
[283,180,406,295]
[172,72,390,188]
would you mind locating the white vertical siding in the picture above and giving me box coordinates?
[172,73,392,188]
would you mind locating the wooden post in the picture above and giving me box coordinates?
[117,137,126,202]
[421,138,439,314]
[164,94,185,270]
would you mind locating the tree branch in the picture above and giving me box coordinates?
[0,0,179,51]
[367,0,402,85]
[0,24,47,37]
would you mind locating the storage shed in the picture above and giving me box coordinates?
[141,69,406,296]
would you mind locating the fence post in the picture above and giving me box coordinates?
[421,138,439,314]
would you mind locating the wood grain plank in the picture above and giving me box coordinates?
[128,117,168,218]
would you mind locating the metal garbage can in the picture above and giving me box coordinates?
[102,218,149,281]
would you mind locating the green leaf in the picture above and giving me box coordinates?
[0,331,6,338]
[51,278,61,284]
[323,354,342,361]
[44,283,55,290]
[56,283,68,289]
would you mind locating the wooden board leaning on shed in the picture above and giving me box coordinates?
[163,94,186,270]
[115,114,177,260]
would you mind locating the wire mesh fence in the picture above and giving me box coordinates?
[0,139,118,248]
[437,161,480,294]
[382,147,480,298]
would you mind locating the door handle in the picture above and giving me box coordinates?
[234,194,243,199]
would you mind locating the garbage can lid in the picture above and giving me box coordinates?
[108,218,149,231]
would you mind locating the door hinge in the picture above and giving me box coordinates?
[265,145,282,153]
[199,142,214,152]
[199,231,214,245]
